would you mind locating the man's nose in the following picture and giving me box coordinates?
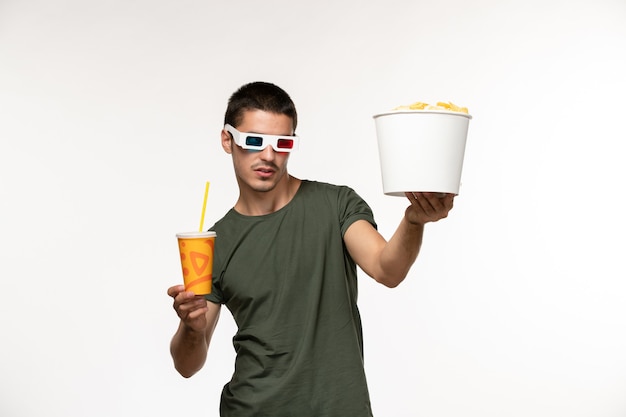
[259,145,277,160]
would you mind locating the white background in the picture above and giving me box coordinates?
[1,1,626,416]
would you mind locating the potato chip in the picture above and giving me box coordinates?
[436,101,469,113]
[394,101,469,114]
[408,102,429,110]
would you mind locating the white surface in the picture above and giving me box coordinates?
[1,1,626,416]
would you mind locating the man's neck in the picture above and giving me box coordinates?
[234,176,302,216]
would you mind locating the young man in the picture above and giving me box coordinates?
[167,81,455,416]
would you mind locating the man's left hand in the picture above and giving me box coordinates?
[404,192,454,225]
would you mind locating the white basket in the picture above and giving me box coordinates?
[373,110,472,196]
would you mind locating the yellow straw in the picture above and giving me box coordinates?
[199,181,210,232]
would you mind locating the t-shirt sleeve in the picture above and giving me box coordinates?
[337,186,377,237]
[204,226,225,304]
[204,277,223,304]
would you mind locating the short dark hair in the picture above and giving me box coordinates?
[224,81,298,132]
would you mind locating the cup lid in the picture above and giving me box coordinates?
[176,231,217,238]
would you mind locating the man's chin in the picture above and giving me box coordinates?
[250,179,278,193]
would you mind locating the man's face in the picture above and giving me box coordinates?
[221,109,295,194]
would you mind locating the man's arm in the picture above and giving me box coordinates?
[167,285,221,378]
[344,192,454,288]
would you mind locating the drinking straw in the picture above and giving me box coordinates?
[199,181,210,232]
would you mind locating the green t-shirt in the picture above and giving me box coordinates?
[206,180,377,417]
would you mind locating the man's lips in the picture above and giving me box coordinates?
[253,166,276,176]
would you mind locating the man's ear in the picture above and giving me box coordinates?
[221,129,233,154]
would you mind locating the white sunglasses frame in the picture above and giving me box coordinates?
[224,124,299,152]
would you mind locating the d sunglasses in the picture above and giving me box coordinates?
[224,124,299,152]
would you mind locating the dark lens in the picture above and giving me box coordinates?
[276,139,294,149]
[246,136,263,147]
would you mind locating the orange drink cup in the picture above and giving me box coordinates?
[176,231,216,295]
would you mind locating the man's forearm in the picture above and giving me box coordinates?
[170,322,209,378]
[379,216,424,287]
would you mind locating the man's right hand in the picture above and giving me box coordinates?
[168,285,221,377]
[167,285,210,333]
